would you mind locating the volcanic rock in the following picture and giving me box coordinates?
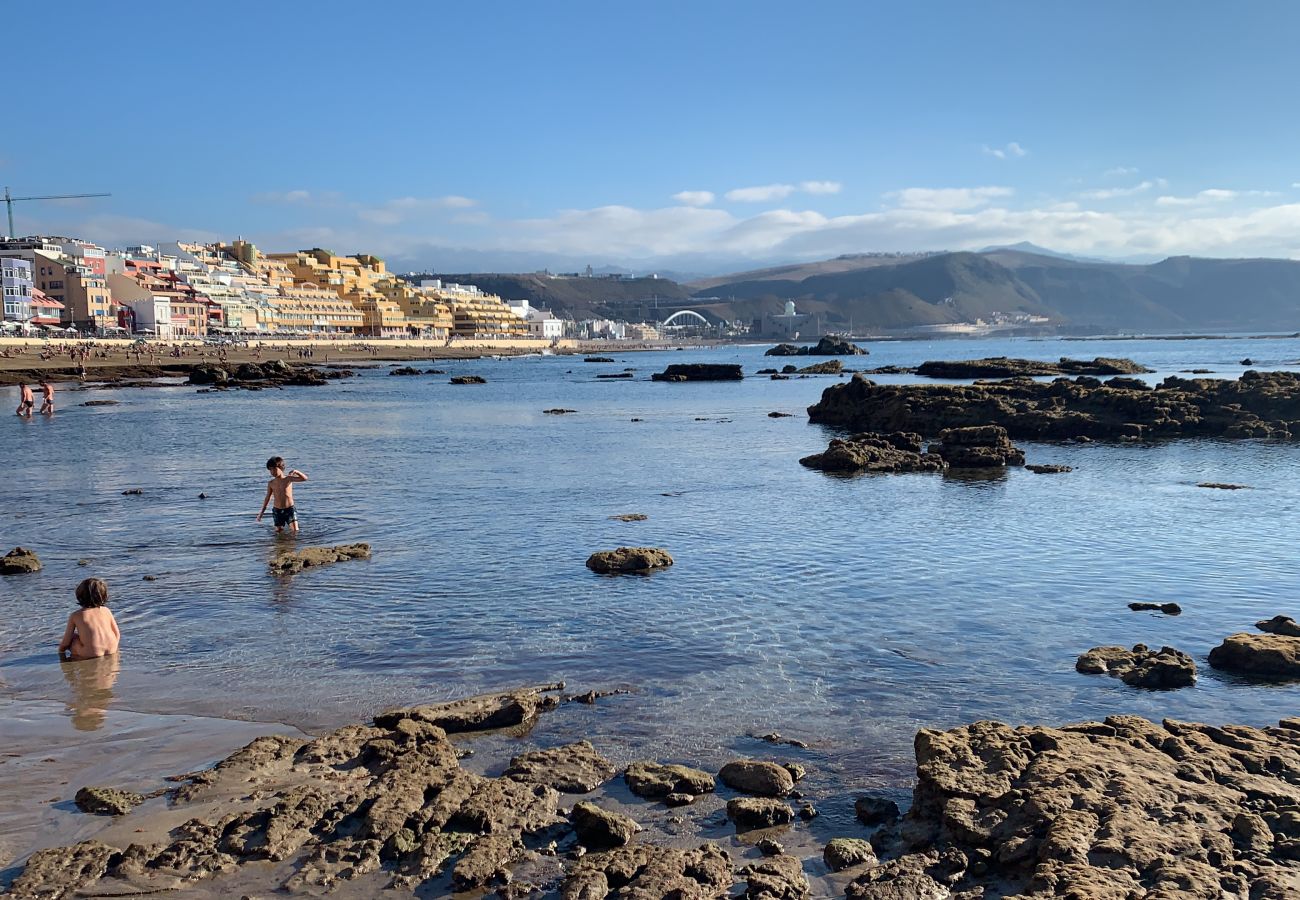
[585,547,674,574]
[824,837,877,871]
[719,760,794,796]
[1128,601,1183,614]
[571,801,640,848]
[1,546,41,575]
[624,761,715,800]
[608,513,647,521]
[544,408,577,414]
[739,854,810,900]
[1258,615,1300,637]
[796,359,843,375]
[765,336,867,356]
[1198,482,1250,489]
[799,432,947,474]
[915,356,1152,379]
[450,375,486,384]
[268,543,371,575]
[1209,633,1300,677]
[375,684,564,734]
[74,786,145,816]
[855,795,901,826]
[584,357,615,363]
[1025,464,1073,474]
[503,740,615,793]
[809,370,1300,441]
[597,372,633,379]
[1075,643,1196,688]
[768,411,794,417]
[389,366,423,376]
[651,363,743,382]
[727,798,794,830]
[928,425,1026,468]
[562,844,732,900]
[81,399,119,406]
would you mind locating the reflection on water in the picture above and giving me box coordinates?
[3,336,1300,787]
[60,653,120,731]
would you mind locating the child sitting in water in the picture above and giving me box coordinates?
[58,578,121,661]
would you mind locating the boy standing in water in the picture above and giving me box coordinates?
[58,578,121,661]
[39,380,55,415]
[15,382,34,417]
[257,456,309,533]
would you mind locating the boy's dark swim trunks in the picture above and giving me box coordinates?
[273,505,297,527]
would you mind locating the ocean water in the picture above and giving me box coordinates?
[2,335,1299,790]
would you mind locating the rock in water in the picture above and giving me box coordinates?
[624,761,715,800]
[823,837,877,871]
[1128,602,1182,614]
[1258,615,1300,637]
[563,844,732,899]
[1075,644,1196,688]
[651,364,743,382]
[450,375,487,384]
[726,798,794,830]
[268,543,371,575]
[915,356,1152,378]
[375,684,563,733]
[1209,633,1300,677]
[765,337,867,356]
[796,359,843,375]
[585,547,674,574]
[1025,464,1073,474]
[799,432,947,474]
[928,425,1026,468]
[854,796,900,825]
[571,801,640,848]
[1,546,41,575]
[74,786,145,816]
[718,760,795,796]
[503,741,615,793]
[544,408,577,414]
[608,513,648,521]
[389,366,423,376]
[1198,482,1250,490]
[584,356,615,363]
[739,855,809,900]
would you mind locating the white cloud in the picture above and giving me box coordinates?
[251,189,331,205]
[983,142,1027,160]
[672,190,715,207]
[889,186,1014,211]
[800,180,842,195]
[1079,180,1158,200]
[1103,166,1138,177]
[725,184,797,203]
[357,195,477,225]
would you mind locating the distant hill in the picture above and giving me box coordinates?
[409,272,692,318]
[687,252,934,291]
[695,250,1300,332]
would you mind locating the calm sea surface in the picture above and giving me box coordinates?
[3,336,1300,789]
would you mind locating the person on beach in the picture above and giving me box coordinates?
[257,456,309,533]
[39,380,54,415]
[15,382,34,417]
[58,578,121,661]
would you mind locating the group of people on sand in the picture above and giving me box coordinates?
[14,380,54,417]
[56,455,309,665]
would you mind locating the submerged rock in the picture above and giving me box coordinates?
[585,546,674,574]
[607,513,647,522]
[651,364,743,382]
[1,546,41,575]
[809,370,1300,441]
[1209,633,1300,677]
[74,786,145,816]
[268,543,371,575]
[799,432,947,474]
[727,798,793,830]
[854,795,901,826]
[719,760,794,797]
[544,408,577,414]
[1198,482,1250,489]
[1258,615,1300,637]
[1025,463,1073,474]
[1129,601,1183,614]
[450,375,487,384]
[1076,643,1196,688]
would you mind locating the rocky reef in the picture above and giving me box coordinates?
[808,370,1300,441]
[914,356,1152,379]
[765,337,868,357]
[269,543,372,576]
[651,364,744,382]
[1,546,41,575]
[1075,643,1197,688]
[800,426,1026,474]
[188,360,353,388]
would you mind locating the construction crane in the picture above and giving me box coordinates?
[3,187,112,239]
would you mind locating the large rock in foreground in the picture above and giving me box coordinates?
[851,715,1300,899]
[651,364,743,382]
[586,547,674,574]
[1076,643,1196,688]
[1209,632,1300,678]
[915,356,1152,379]
[1,546,41,575]
[799,432,947,474]
[809,370,1300,441]
[269,543,371,575]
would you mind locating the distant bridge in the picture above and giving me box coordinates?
[660,309,711,328]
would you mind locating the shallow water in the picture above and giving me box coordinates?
[2,335,1299,790]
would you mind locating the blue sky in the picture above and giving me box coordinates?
[6,0,1300,273]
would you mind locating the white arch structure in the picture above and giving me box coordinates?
[660,309,711,328]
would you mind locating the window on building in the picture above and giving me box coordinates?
[48,280,64,290]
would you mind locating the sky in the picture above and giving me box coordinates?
[6,0,1300,275]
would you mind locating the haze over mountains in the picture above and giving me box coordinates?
[420,247,1300,333]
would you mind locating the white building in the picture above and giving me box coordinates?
[526,308,564,339]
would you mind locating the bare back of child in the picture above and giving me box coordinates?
[58,579,121,661]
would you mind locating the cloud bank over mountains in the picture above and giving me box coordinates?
[23,173,1300,274]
